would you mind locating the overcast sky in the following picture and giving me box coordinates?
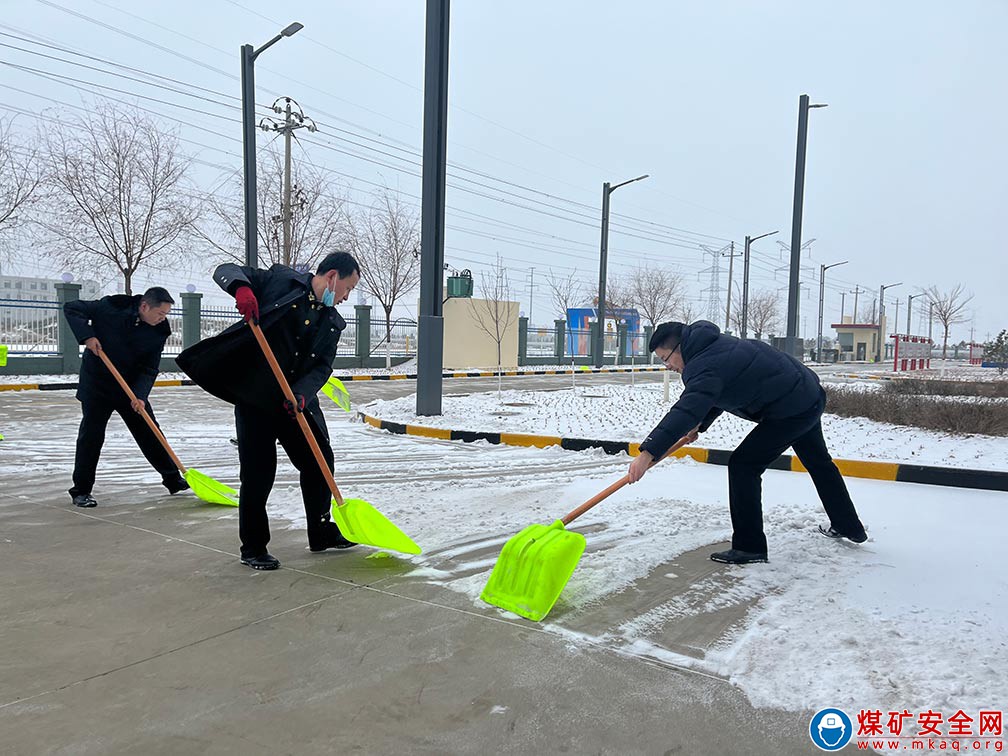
[2,0,1004,342]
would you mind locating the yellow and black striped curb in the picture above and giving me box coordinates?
[357,411,1008,493]
[0,366,665,393]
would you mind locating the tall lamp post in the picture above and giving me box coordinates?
[740,229,778,338]
[876,282,902,361]
[241,22,304,268]
[595,174,648,367]
[785,94,828,358]
[816,260,847,361]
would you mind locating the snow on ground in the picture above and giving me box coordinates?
[267,425,1008,719]
[365,381,1008,471]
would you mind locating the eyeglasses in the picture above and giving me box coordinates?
[658,344,680,366]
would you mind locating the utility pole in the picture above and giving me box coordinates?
[595,174,648,367]
[893,298,902,338]
[416,0,450,416]
[850,286,862,323]
[260,97,316,266]
[722,241,742,332]
[817,260,847,361]
[741,230,777,339]
[240,22,304,268]
[928,301,934,341]
[840,291,846,323]
[906,293,916,335]
[528,266,535,323]
[876,282,901,361]
[785,94,828,358]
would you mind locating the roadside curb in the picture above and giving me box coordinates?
[357,411,1008,493]
[0,365,664,393]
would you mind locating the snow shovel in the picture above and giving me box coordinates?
[321,376,351,411]
[480,435,692,621]
[96,349,238,506]
[248,321,421,555]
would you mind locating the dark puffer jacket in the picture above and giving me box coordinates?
[639,321,824,458]
[63,294,171,405]
[176,264,345,422]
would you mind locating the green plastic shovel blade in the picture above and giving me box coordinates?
[185,468,238,507]
[331,498,421,555]
[480,520,586,622]
[321,376,351,411]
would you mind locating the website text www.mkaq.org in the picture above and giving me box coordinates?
[852,709,1003,752]
[856,737,1003,752]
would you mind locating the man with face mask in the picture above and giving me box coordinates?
[63,286,188,507]
[176,252,361,570]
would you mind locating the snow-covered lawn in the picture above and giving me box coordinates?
[364,382,1008,471]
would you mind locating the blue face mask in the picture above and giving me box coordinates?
[321,280,336,307]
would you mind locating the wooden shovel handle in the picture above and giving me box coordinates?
[95,348,186,473]
[248,321,345,507]
[560,435,692,526]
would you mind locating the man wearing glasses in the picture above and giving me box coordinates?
[628,320,868,565]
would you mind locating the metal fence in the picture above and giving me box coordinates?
[0,298,61,354]
[368,318,417,357]
[526,326,555,357]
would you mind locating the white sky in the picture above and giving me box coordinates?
[1,0,1005,341]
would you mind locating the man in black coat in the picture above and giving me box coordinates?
[176,251,361,570]
[629,320,868,564]
[63,287,188,508]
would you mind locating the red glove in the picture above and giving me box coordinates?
[234,286,259,324]
[284,394,306,419]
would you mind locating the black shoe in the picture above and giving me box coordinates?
[72,494,98,508]
[240,552,280,570]
[163,475,190,495]
[308,521,357,552]
[710,548,768,565]
[818,525,868,544]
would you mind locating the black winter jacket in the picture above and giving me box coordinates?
[639,321,824,459]
[63,294,171,405]
[175,264,346,420]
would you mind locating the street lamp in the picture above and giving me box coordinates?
[876,281,902,361]
[785,94,827,358]
[595,174,648,367]
[740,229,778,338]
[816,260,848,361]
[241,22,304,268]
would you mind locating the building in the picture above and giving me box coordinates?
[831,315,889,361]
[0,273,100,303]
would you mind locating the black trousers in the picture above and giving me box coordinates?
[727,392,865,553]
[234,403,334,558]
[70,399,179,497]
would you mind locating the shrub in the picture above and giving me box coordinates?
[884,378,1008,398]
[825,386,1008,436]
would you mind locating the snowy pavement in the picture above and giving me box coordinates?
[2,373,1006,752]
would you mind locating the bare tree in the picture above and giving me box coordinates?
[470,254,515,394]
[748,289,781,340]
[924,284,974,358]
[344,190,421,368]
[677,299,700,324]
[0,117,44,259]
[198,146,346,272]
[725,290,744,334]
[545,268,584,320]
[40,102,197,294]
[629,266,683,327]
